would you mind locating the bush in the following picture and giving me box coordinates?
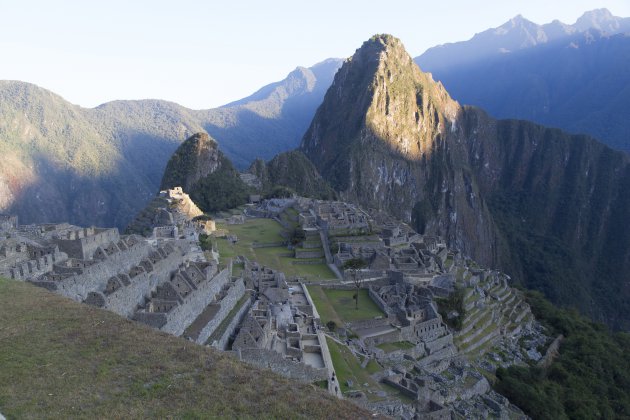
[493,291,630,419]
[343,258,367,270]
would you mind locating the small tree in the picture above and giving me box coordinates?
[351,269,362,310]
[289,227,306,245]
[342,259,366,310]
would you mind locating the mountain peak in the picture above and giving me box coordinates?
[301,34,459,191]
[574,8,619,32]
[348,34,407,67]
[160,132,220,193]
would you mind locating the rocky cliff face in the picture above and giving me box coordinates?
[248,151,336,200]
[160,132,249,213]
[301,34,630,330]
[301,35,500,265]
[160,132,221,192]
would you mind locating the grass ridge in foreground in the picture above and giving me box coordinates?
[0,278,369,419]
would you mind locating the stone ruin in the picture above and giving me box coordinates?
[231,261,338,391]
[0,213,244,347]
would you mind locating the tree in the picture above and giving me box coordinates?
[351,269,362,310]
[343,258,367,270]
[342,259,367,310]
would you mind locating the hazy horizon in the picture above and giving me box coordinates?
[2,0,629,109]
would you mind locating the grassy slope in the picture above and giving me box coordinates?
[0,278,369,419]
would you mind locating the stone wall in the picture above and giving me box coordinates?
[349,317,390,331]
[54,241,151,301]
[194,278,246,345]
[212,293,254,350]
[237,348,328,383]
[5,249,67,280]
[161,268,231,336]
[369,286,394,317]
[55,228,120,260]
[104,247,184,317]
[301,282,321,320]
[401,317,443,342]
[364,329,402,347]
[424,333,453,354]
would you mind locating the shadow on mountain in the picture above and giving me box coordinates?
[420,31,630,153]
[202,95,326,169]
[9,152,154,230]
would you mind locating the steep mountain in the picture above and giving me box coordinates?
[196,59,343,168]
[416,8,630,73]
[416,29,630,153]
[161,132,249,212]
[0,81,176,229]
[85,99,205,189]
[301,34,630,330]
[160,132,222,192]
[248,151,336,200]
[0,59,340,229]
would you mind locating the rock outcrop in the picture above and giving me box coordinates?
[160,133,249,213]
[160,132,221,192]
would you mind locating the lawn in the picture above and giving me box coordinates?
[306,286,384,326]
[0,279,368,419]
[326,338,380,394]
[213,218,335,281]
[216,218,284,244]
[324,288,384,322]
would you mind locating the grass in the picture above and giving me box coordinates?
[365,359,382,374]
[306,286,384,327]
[213,218,335,281]
[0,278,369,419]
[216,219,284,244]
[324,289,385,323]
[376,341,415,353]
[326,338,380,394]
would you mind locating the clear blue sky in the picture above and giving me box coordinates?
[1,0,628,109]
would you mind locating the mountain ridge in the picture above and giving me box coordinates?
[0,58,342,229]
[416,28,630,153]
[416,8,630,73]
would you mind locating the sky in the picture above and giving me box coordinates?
[1,0,629,109]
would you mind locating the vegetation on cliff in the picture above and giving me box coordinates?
[249,151,336,200]
[495,291,630,419]
[159,132,249,213]
[189,154,249,212]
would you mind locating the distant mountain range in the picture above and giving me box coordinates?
[0,58,341,228]
[416,8,630,72]
[301,34,630,331]
[415,9,630,152]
